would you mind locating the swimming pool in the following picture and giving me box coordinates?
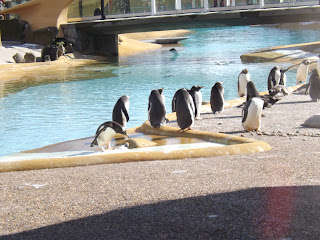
[1,25,320,156]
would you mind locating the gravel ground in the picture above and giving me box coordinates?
[0,92,320,240]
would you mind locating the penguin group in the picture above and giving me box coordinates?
[91,55,320,151]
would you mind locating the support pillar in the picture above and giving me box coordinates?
[176,0,182,10]
[151,0,156,15]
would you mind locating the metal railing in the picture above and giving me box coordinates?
[67,0,319,23]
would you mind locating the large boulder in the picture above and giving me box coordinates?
[24,52,36,63]
[12,53,25,63]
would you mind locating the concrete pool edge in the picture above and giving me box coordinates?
[0,122,272,173]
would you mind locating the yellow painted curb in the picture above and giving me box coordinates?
[0,121,271,172]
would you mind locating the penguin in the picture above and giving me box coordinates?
[175,89,195,131]
[148,88,167,128]
[238,69,251,97]
[112,95,130,129]
[279,68,287,87]
[90,121,128,151]
[296,60,310,84]
[210,82,224,114]
[260,95,279,109]
[268,85,289,99]
[267,66,281,90]
[308,69,320,102]
[242,96,264,132]
[169,48,178,54]
[246,81,260,102]
[188,85,204,119]
[172,88,185,113]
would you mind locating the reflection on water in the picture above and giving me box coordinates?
[0,63,118,98]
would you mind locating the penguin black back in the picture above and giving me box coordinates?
[210,82,224,114]
[112,95,130,128]
[309,69,320,102]
[176,89,195,130]
[246,81,260,102]
[148,88,166,128]
[172,88,185,112]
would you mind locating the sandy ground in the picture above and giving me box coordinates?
[1,28,320,239]
[0,91,319,239]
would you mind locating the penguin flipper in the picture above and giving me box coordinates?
[242,100,250,123]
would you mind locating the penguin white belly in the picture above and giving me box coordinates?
[97,127,117,150]
[275,70,281,85]
[296,65,309,84]
[238,74,250,97]
[195,92,202,119]
[243,98,264,132]
[317,59,320,73]
[282,73,287,86]
[121,111,127,129]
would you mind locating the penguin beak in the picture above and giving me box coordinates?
[199,86,204,89]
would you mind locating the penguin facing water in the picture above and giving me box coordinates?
[210,82,224,114]
[176,89,195,131]
[148,88,167,128]
[238,69,251,97]
[296,60,310,84]
[309,69,320,102]
[112,95,130,129]
[172,88,185,113]
[242,96,264,132]
[90,121,128,151]
[188,85,204,119]
[267,66,281,90]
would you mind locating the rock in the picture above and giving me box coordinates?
[24,52,36,63]
[303,115,320,129]
[41,46,58,62]
[12,53,26,63]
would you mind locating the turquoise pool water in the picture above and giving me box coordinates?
[1,25,320,156]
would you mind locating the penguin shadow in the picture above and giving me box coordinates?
[201,112,241,120]
[277,100,312,105]
[219,130,246,135]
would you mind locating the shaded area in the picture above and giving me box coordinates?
[2,186,319,239]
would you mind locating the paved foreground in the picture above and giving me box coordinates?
[0,93,319,239]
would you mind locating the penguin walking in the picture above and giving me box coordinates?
[90,121,128,151]
[210,82,224,114]
[238,69,251,97]
[148,88,167,128]
[309,69,320,102]
[246,81,260,102]
[176,89,195,131]
[267,66,281,90]
[242,96,264,132]
[112,95,130,129]
[188,85,204,119]
[296,60,310,84]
